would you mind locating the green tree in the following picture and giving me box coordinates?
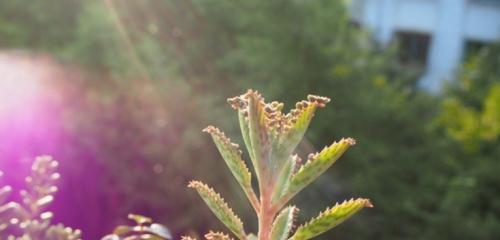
[0,0,81,53]
[432,44,500,239]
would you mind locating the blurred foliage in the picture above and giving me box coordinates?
[0,0,81,52]
[431,45,500,239]
[0,156,81,240]
[51,78,235,239]
[0,0,499,240]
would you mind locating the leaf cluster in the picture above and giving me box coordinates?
[188,90,372,240]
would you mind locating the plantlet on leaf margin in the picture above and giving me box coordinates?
[188,90,373,240]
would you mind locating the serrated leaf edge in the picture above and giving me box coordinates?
[188,181,246,239]
[290,198,372,240]
[203,126,252,188]
[205,231,234,240]
[294,138,355,177]
[286,138,355,200]
[270,205,299,240]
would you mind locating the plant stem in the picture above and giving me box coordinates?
[246,187,261,214]
[257,185,276,240]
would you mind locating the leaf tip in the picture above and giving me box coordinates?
[361,198,373,208]
[187,180,201,188]
[344,198,373,208]
[307,95,331,107]
[343,138,356,146]
[228,95,248,110]
[203,125,217,133]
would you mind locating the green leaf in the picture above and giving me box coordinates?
[202,126,259,212]
[290,198,373,240]
[280,104,315,155]
[270,206,298,240]
[280,95,330,157]
[203,126,252,192]
[287,138,355,199]
[247,90,270,181]
[188,181,246,240]
[270,95,330,187]
[227,95,255,166]
[238,109,254,162]
[271,155,297,204]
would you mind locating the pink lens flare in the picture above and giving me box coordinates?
[0,53,65,194]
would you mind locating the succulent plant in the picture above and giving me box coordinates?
[0,156,81,240]
[187,90,372,240]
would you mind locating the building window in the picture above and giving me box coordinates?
[395,31,431,66]
[465,40,489,60]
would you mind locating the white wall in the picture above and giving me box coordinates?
[352,0,500,92]
[393,0,436,33]
[464,3,500,42]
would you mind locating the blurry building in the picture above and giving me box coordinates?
[350,0,500,91]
